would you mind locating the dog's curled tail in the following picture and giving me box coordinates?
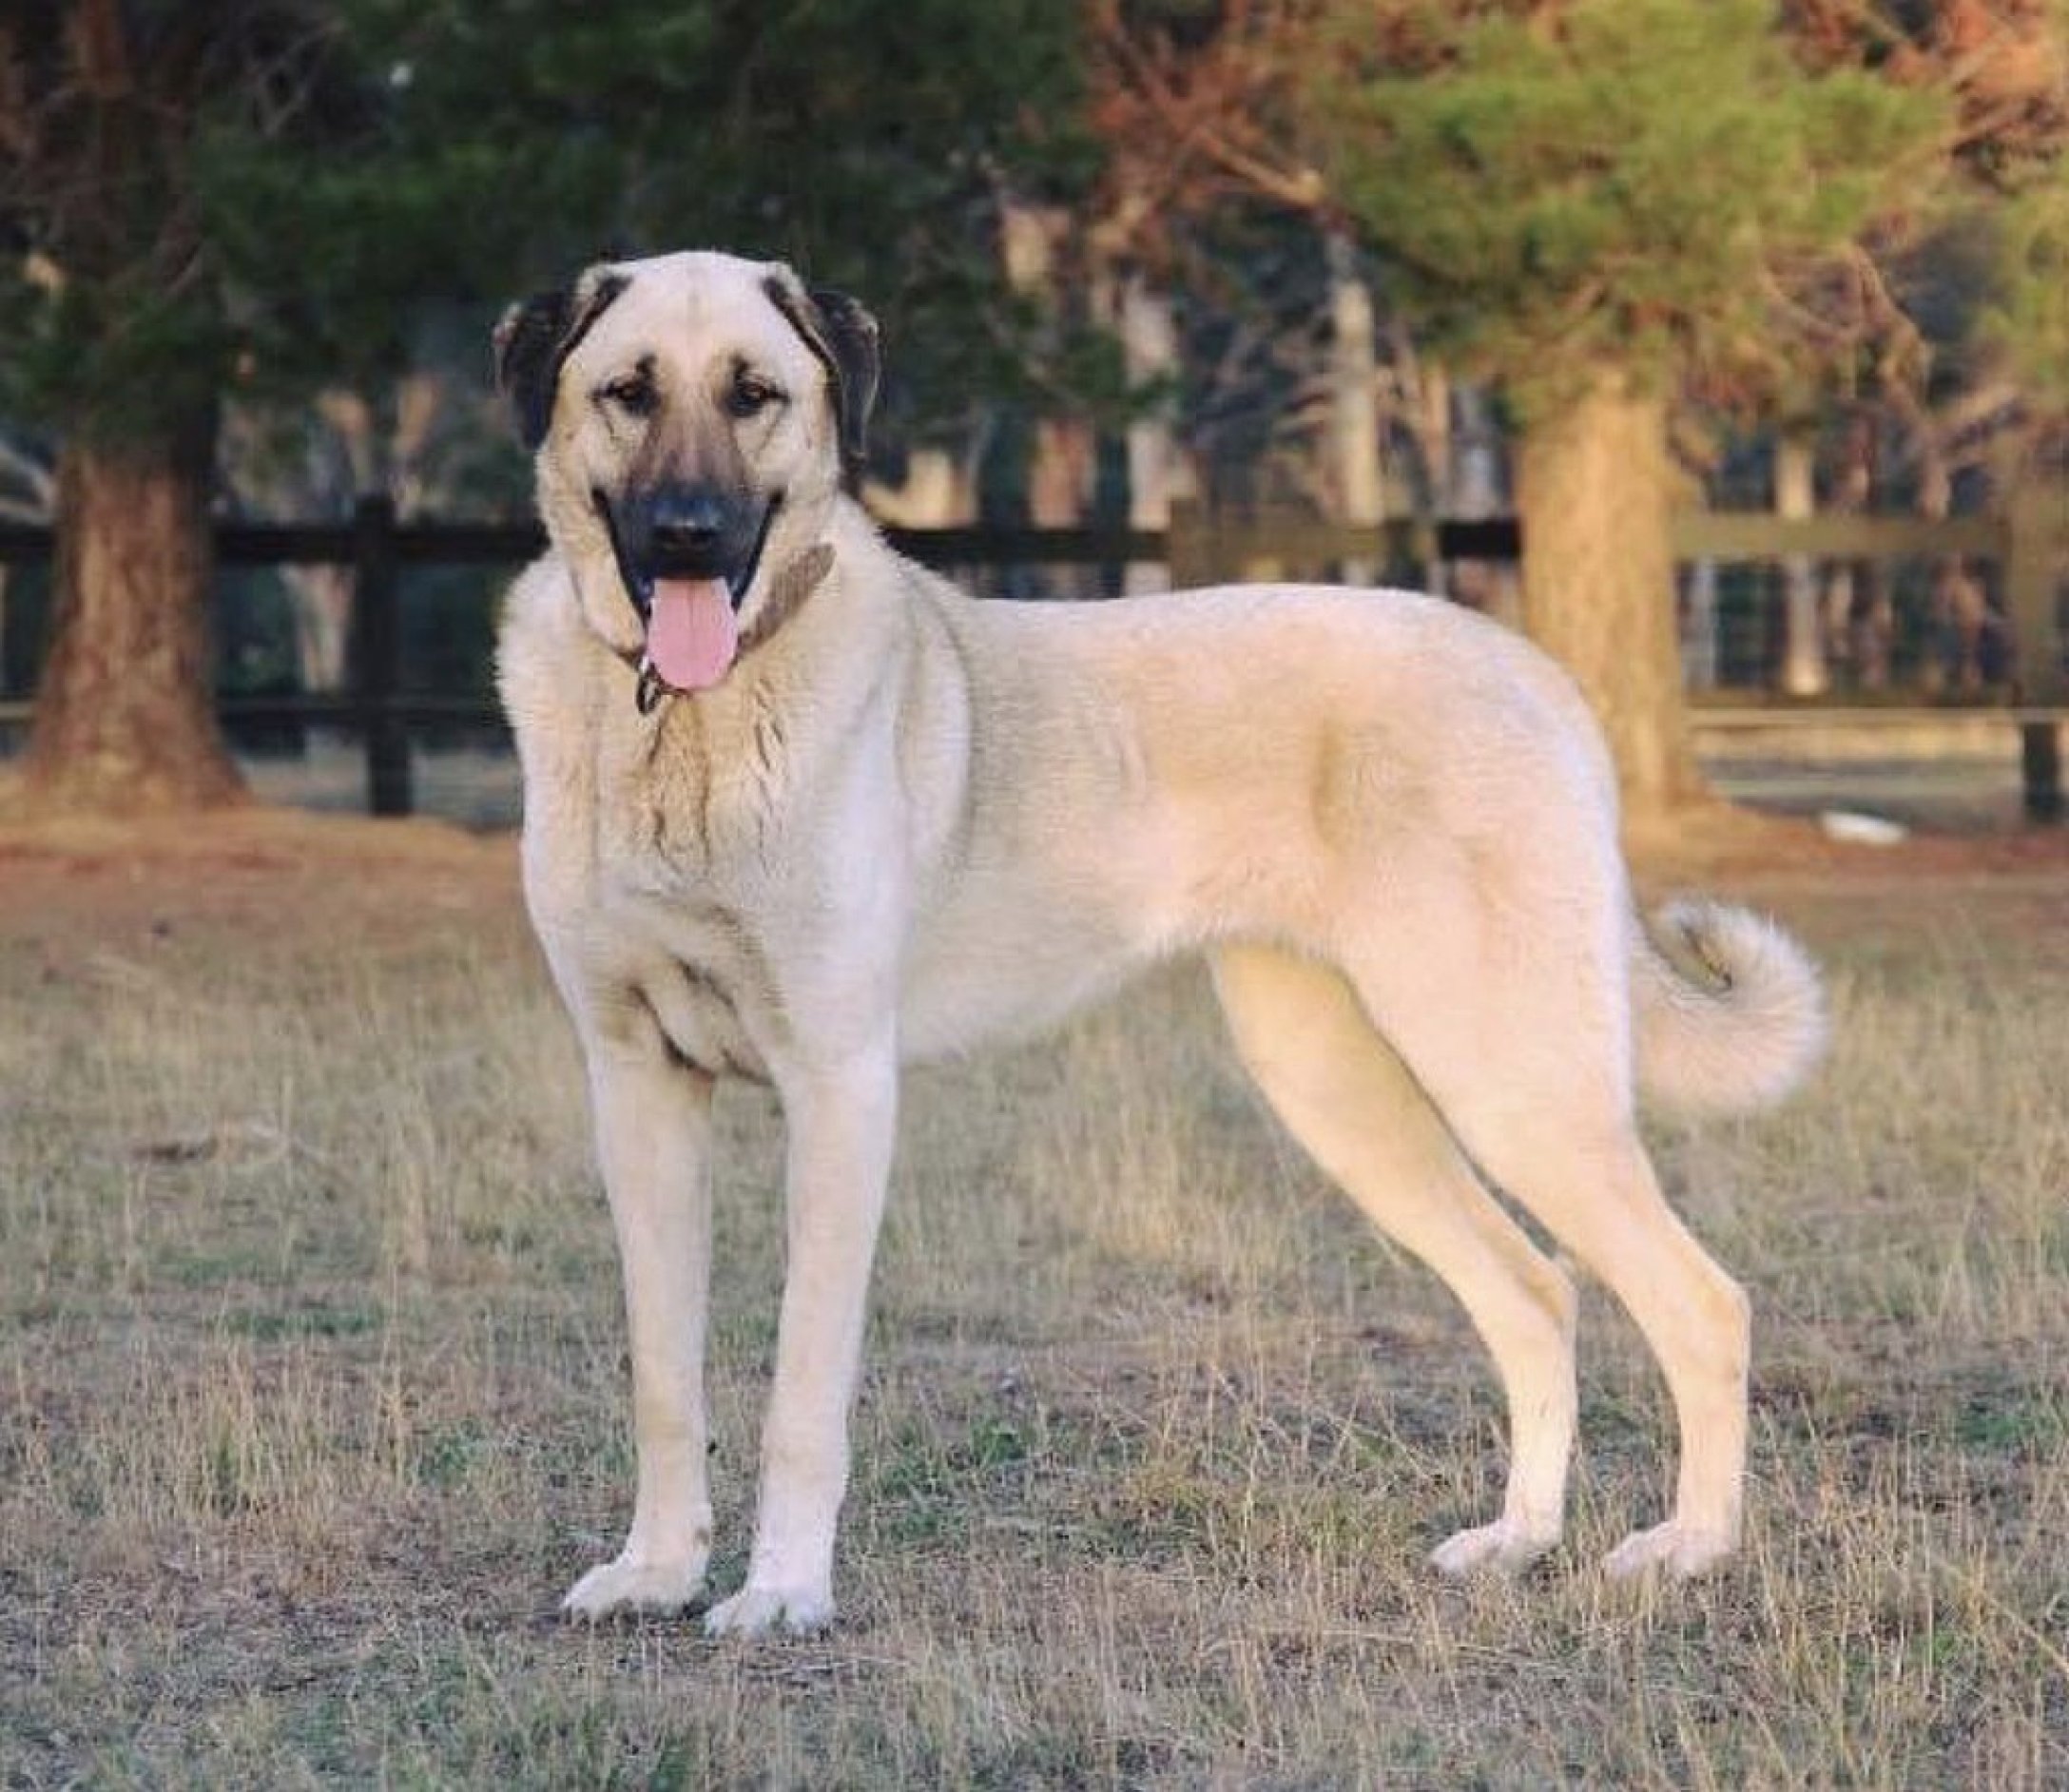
[1632,898,1827,1115]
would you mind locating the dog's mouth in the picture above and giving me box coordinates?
[594,487,782,707]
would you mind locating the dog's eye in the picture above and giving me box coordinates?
[725,373,783,420]
[599,373,659,419]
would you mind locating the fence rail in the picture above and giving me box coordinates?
[1,497,2062,819]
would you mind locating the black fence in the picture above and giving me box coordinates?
[1,495,2063,818]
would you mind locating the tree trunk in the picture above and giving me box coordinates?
[1325,232,1383,585]
[1681,556,1720,690]
[1515,369,1709,820]
[1027,418,1095,531]
[1774,432,1827,696]
[287,564,356,695]
[1826,414,1882,690]
[22,431,245,814]
[1447,381,1521,626]
[1412,357,1452,595]
[1002,197,1094,596]
[1119,272,1189,594]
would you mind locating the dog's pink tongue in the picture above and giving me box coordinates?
[648,578,739,691]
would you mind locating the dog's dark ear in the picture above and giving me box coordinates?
[493,268,631,451]
[764,274,881,483]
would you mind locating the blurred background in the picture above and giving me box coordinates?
[4,0,2068,828]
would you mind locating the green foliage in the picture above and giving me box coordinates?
[234,0,1098,435]
[0,2,407,445]
[1980,162,2069,399]
[1301,0,1948,414]
[0,1,261,445]
[0,1,1094,457]
[0,266,236,447]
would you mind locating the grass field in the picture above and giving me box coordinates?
[0,812,2063,1787]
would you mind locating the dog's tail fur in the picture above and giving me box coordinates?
[1631,899,1827,1115]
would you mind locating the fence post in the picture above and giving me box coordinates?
[351,493,413,819]
[2006,489,2063,822]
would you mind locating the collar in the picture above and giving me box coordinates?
[609,542,837,714]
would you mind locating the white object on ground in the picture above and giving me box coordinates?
[1818,810,1909,846]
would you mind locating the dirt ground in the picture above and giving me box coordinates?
[1,774,2063,952]
[0,801,520,954]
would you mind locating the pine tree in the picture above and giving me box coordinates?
[0,0,1089,815]
[0,2,291,813]
[1297,0,1947,819]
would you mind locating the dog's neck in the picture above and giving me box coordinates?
[739,542,836,657]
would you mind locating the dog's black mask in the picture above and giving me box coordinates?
[593,479,782,620]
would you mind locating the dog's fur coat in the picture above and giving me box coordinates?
[495,251,1826,1635]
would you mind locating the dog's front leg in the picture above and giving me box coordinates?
[705,1040,898,1638]
[562,1040,717,1620]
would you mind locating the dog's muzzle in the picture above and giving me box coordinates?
[594,482,782,707]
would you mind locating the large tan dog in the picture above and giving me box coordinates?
[495,250,1826,1636]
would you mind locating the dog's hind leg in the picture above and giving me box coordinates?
[1339,926,1752,1580]
[1460,1112,1751,1580]
[1211,942,1579,1574]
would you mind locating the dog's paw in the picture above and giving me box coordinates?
[1429,1517,1558,1578]
[561,1553,706,1621]
[702,1581,835,1639]
[1602,1520,1734,1581]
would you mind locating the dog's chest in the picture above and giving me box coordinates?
[524,760,795,1084]
[583,869,783,1082]
[642,930,772,1081]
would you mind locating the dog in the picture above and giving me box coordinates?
[493,250,1826,1636]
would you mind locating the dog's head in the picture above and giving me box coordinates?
[494,251,879,697]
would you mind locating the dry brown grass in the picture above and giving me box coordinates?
[1,811,2064,1787]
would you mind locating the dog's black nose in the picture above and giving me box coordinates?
[648,491,729,564]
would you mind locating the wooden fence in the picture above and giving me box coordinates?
[0,495,2063,819]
